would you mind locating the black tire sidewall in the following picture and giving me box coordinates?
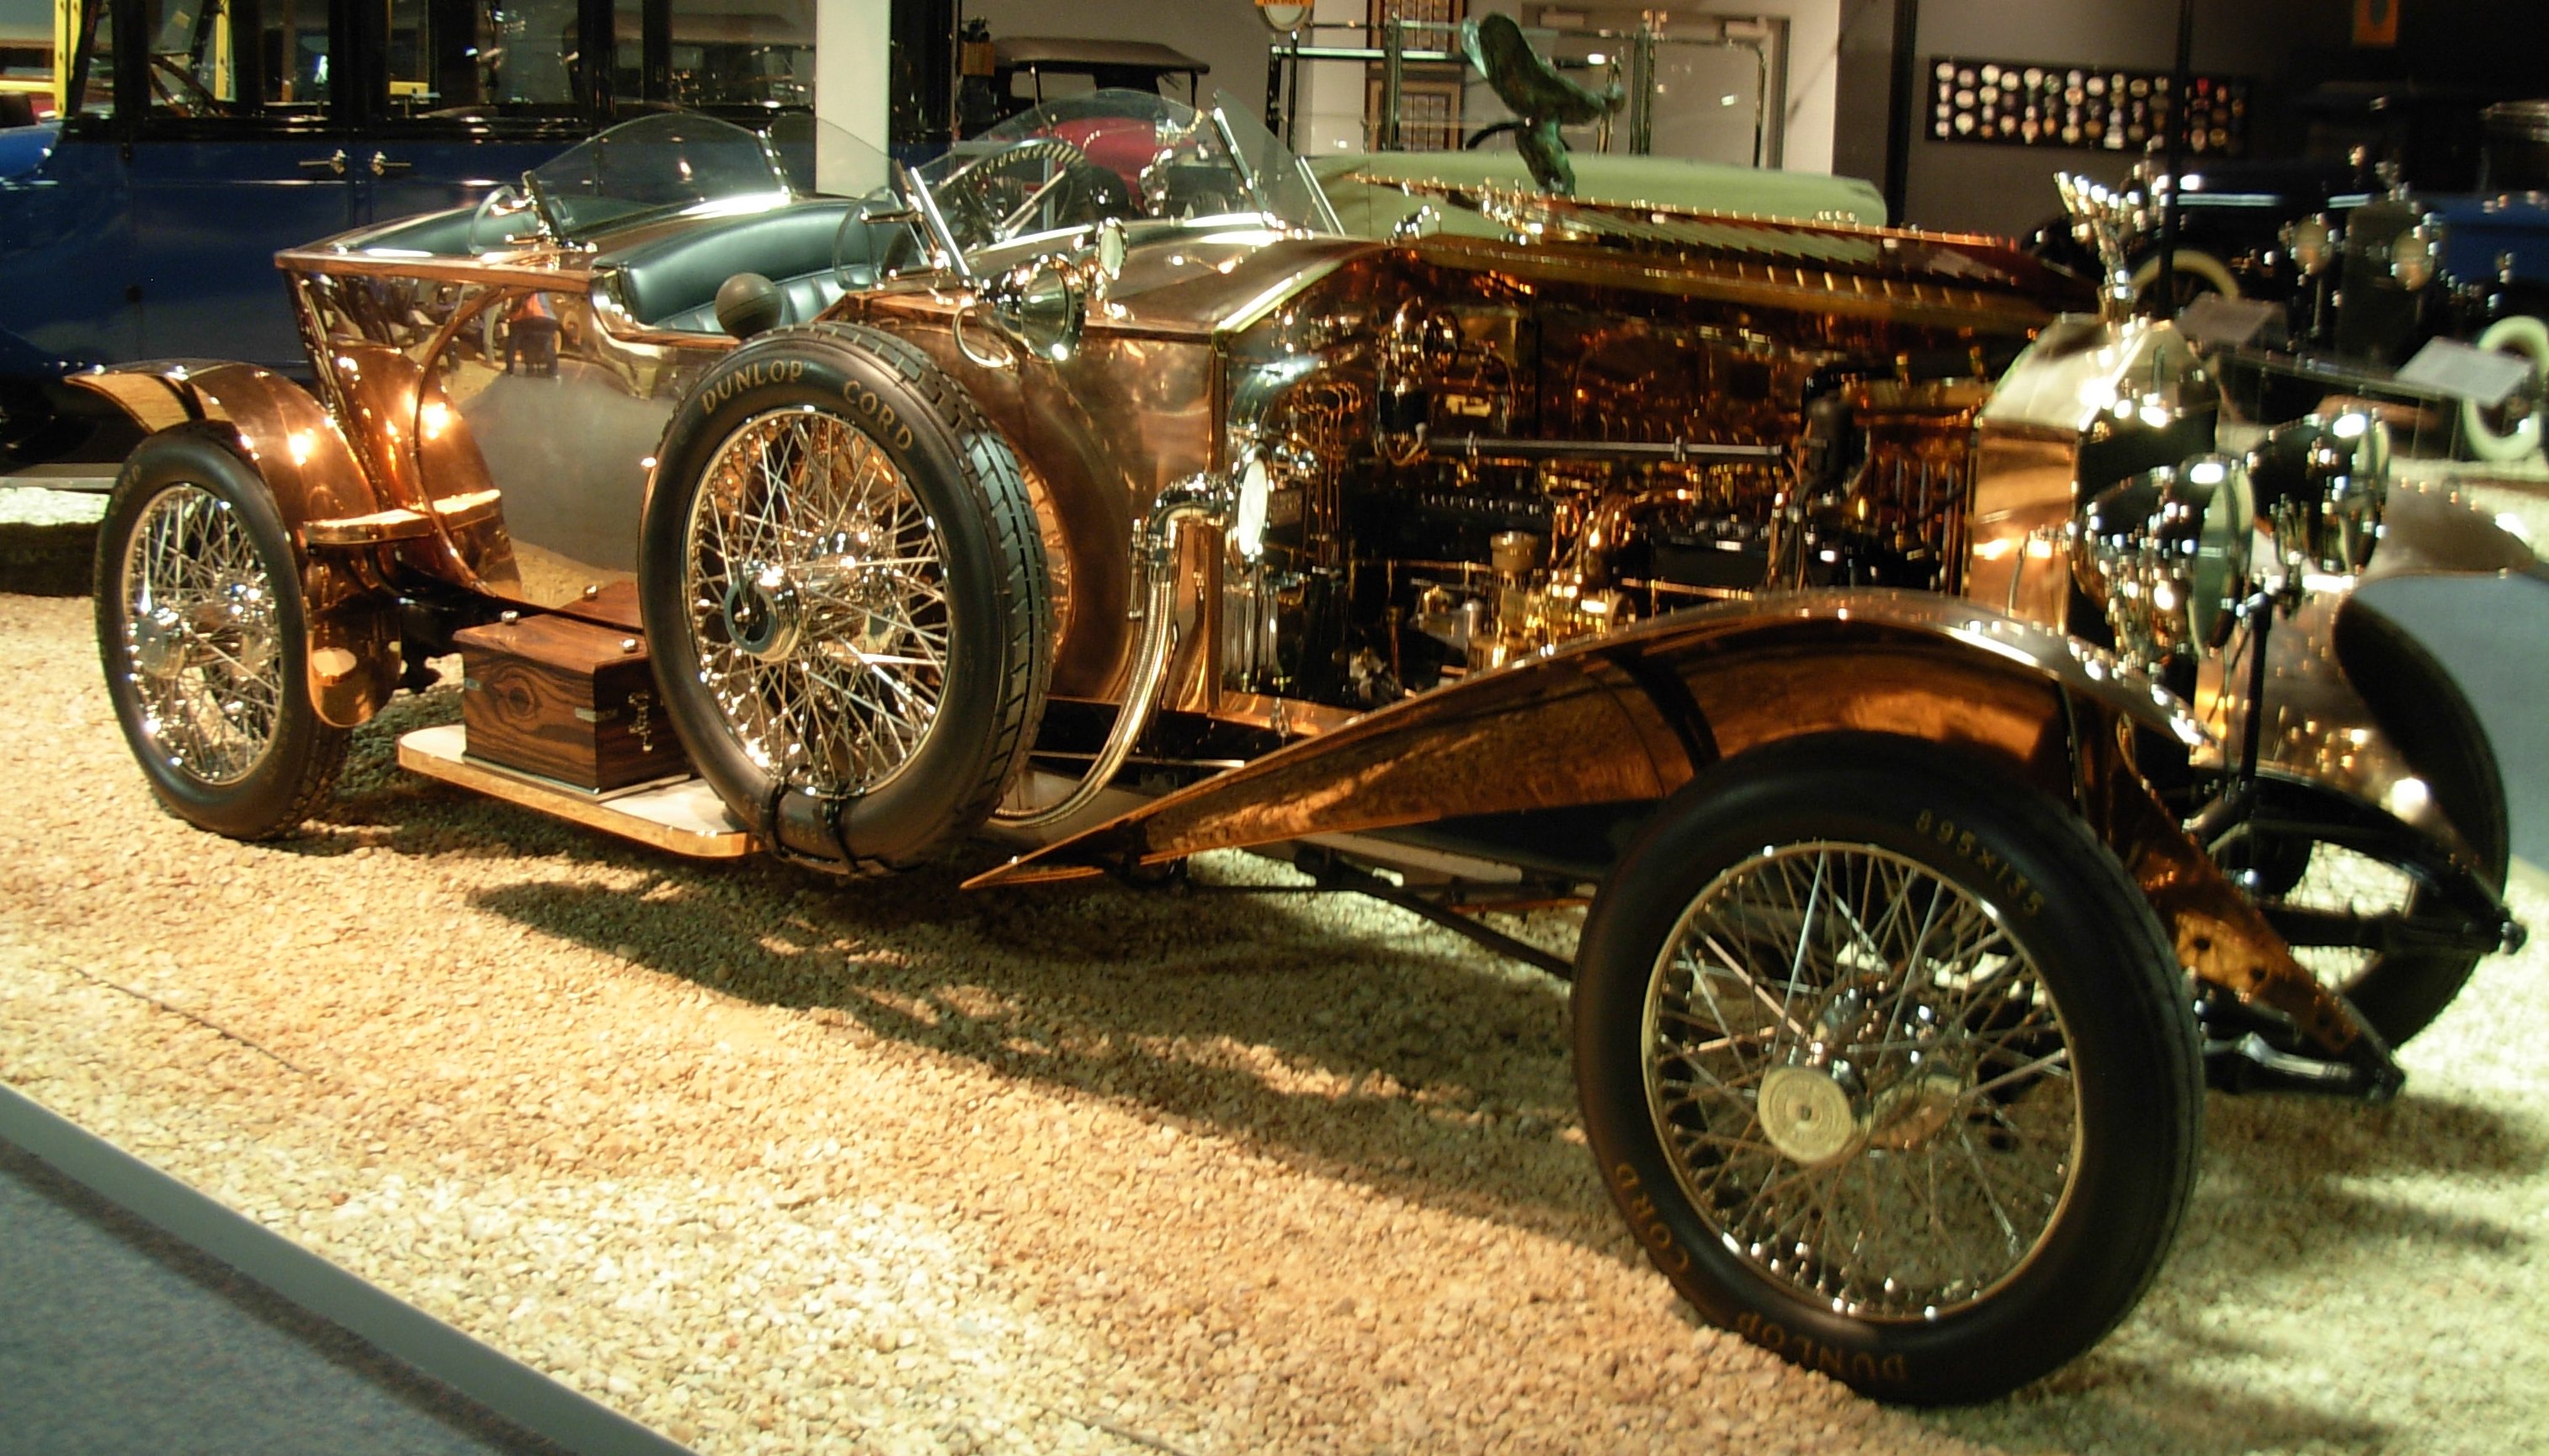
[93,428,334,839]
[640,328,1031,871]
[1573,736,2200,1404]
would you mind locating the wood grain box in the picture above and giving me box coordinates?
[454,614,687,792]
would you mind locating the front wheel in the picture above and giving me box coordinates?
[93,427,348,839]
[1573,735,2202,1405]
[2460,314,2547,463]
[639,324,1052,874]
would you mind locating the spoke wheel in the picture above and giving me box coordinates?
[641,325,1051,875]
[1574,734,2200,1405]
[94,428,346,839]
[1645,842,2079,1323]
[684,407,952,796]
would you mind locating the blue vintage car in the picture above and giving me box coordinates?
[0,0,812,473]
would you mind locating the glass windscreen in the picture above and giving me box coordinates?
[520,110,790,240]
[906,88,1335,258]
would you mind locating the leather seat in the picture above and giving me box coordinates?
[604,200,891,334]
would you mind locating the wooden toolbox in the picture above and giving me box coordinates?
[453,613,687,792]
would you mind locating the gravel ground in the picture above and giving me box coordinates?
[3,588,2546,1456]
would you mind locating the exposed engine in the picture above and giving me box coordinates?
[1218,294,1994,711]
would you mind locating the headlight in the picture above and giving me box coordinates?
[2073,454,2254,672]
[2283,215,2334,275]
[2390,222,2443,289]
[1233,452,1271,562]
[2246,411,2391,575]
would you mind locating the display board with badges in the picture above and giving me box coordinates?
[1928,58,2247,155]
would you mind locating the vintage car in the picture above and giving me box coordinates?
[77,93,2532,1404]
[2048,102,2549,463]
[2274,170,2549,461]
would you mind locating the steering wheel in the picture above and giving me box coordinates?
[931,137,1131,248]
[146,53,229,119]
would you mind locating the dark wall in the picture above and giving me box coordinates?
[1893,0,2548,237]
[1898,0,2348,236]
[1831,0,1902,204]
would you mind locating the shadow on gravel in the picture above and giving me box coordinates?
[322,693,2534,1443]
[1918,1088,2539,1453]
[466,855,1631,1261]
[1924,1366,2392,1456]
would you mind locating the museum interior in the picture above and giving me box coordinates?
[2,0,2546,1452]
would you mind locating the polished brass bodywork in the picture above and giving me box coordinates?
[67,149,2525,1074]
[971,591,2200,883]
[1967,316,2216,630]
[67,361,408,725]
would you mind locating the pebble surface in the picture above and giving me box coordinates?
[3,588,2545,1456]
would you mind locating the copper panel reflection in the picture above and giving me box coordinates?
[1965,428,2080,630]
[971,592,2195,886]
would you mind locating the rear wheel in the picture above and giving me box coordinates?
[1573,735,2201,1405]
[93,428,346,839]
[639,325,1051,874]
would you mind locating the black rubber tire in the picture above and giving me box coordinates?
[1573,734,2203,1406]
[639,323,1051,875]
[93,426,348,840]
[2222,609,2512,1046]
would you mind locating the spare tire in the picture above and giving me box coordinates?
[638,323,1052,874]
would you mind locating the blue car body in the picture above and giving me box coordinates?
[0,0,815,470]
[0,120,55,180]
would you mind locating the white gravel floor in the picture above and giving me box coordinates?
[3,588,2546,1456]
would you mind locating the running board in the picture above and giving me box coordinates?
[397,724,754,858]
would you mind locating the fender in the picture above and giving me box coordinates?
[67,362,418,727]
[2238,771,2522,959]
[973,589,2392,1068]
[970,590,2209,888]
[2211,481,2541,877]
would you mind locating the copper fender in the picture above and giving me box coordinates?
[971,590,2208,885]
[972,587,2374,1057]
[67,362,402,727]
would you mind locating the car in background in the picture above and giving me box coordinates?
[2249,102,2549,461]
[0,0,815,477]
[965,36,1209,136]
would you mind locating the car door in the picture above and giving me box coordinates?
[0,0,139,374]
[125,0,361,372]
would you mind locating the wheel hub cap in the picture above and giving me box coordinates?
[1758,1064,1864,1166]
[134,606,190,680]
[721,562,805,662]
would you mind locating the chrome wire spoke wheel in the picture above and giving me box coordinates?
[683,406,952,796]
[1642,841,2080,1322]
[116,481,286,785]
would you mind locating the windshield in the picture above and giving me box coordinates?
[905,88,1336,259]
[522,111,792,242]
